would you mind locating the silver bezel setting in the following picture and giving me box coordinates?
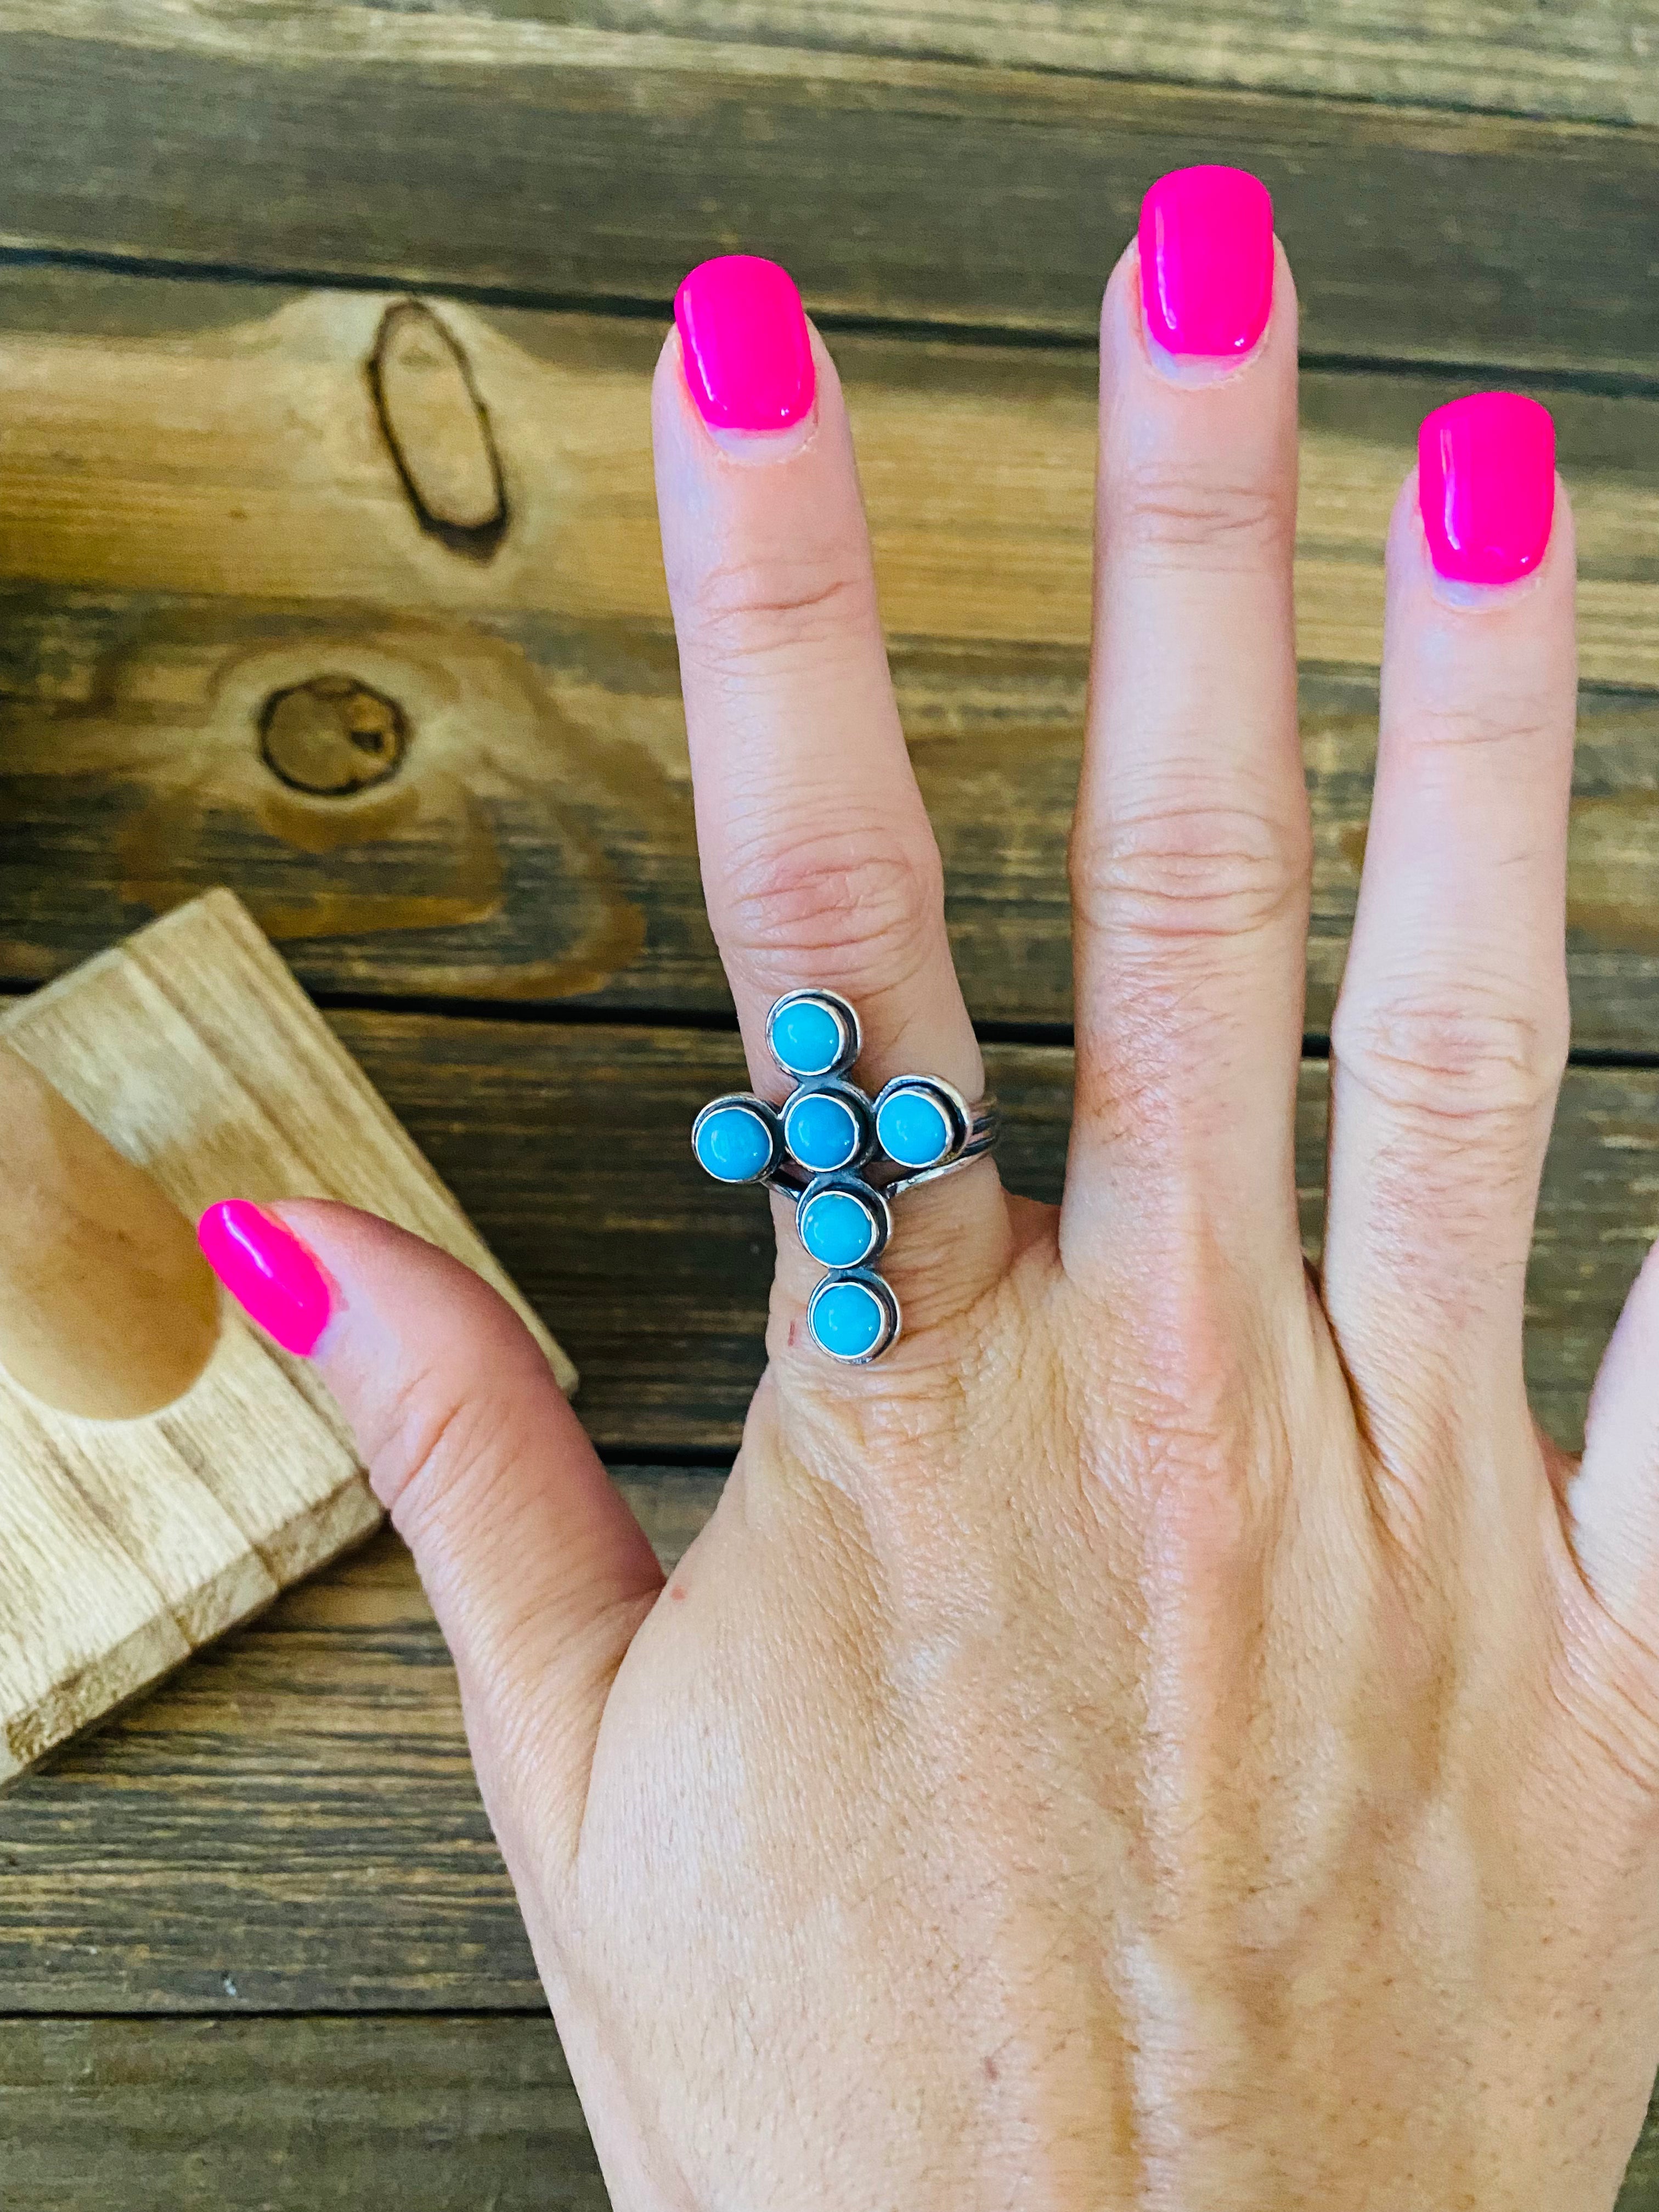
[766,988,862,1081]
[871,1073,973,1173]
[690,1092,786,1186]
[806,1268,902,1365]
[795,1173,893,1272]
[781,1078,876,1176]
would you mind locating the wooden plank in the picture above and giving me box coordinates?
[0,2008,1654,2211]
[0,1486,716,2015]
[466,1,1659,130]
[9,618,1659,1047]
[1,15,1658,372]
[0,2015,606,2211]
[2,277,1657,1045]
[1624,2095,1659,2211]
[1,280,1653,678]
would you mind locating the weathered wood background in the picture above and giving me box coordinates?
[2,2,1658,2203]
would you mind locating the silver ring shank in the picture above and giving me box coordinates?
[883,1116,1000,1198]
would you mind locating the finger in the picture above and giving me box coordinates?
[1324,395,1573,1466]
[197,1198,663,1883]
[1063,171,1310,1298]
[1573,1239,1659,1643]
[655,257,1009,1354]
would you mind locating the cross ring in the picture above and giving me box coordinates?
[692,990,1000,1364]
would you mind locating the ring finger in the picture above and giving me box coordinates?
[1324,394,1574,1479]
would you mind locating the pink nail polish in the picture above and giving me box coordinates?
[198,1200,332,1357]
[1138,165,1275,363]
[1418,391,1556,588]
[673,254,816,433]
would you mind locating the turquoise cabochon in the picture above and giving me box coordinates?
[808,1274,894,1361]
[769,994,849,1078]
[798,1184,883,1268]
[875,1085,953,1170]
[694,1099,776,1182]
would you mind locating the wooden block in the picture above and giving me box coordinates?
[0,888,573,1788]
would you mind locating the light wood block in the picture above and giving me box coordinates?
[0,888,574,1787]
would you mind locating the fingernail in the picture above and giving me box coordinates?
[674,254,816,434]
[1418,391,1556,588]
[197,1200,332,1357]
[1138,165,1275,365]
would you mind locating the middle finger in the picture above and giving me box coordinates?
[1063,169,1311,1304]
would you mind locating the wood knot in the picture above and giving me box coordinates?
[259,675,408,796]
[368,299,509,559]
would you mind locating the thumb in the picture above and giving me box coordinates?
[197,1197,663,1876]
[1570,1235,1659,1648]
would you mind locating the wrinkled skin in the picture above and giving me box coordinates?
[278,232,1659,2209]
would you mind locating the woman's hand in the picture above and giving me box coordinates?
[204,173,1659,2208]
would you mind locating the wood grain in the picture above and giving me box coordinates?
[2,278,1654,675]
[2,2005,1656,2210]
[226,0,1659,131]
[2,276,1658,1043]
[0,893,569,1786]
[0,2014,607,2211]
[0,1486,715,2015]
[2,15,1658,371]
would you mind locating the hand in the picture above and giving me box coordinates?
[203,178,1659,2208]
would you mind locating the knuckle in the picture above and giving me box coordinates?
[684,550,870,679]
[1406,695,1567,764]
[366,1352,517,1530]
[1070,792,1309,946]
[1333,985,1568,1135]
[1114,454,1292,567]
[720,810,943,990]
[1074,1282,1277,1549]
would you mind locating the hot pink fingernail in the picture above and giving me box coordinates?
[1418,391,1556,588]
[673,254,816,433]
[198,1200,332,1357]
[1138,165,1275,363]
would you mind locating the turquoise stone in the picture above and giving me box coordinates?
[876,1085,952,1170]
[785,1090,861,1173]
[799,1187,879,1268]
[695,1103,774,1183]
[770,996,845,1077]
[810,1277,888,1361]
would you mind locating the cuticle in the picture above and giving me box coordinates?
[1426,562,1551,611]
[1412,501,1556,608]
[707,403,823,466]
[1127,239,1277,390]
